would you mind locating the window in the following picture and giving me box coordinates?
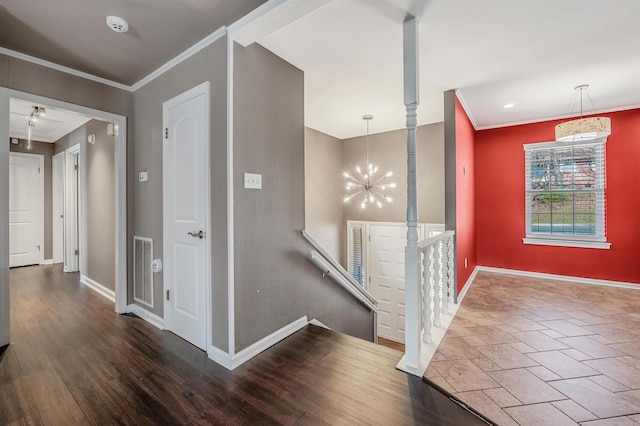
[523,137,610,249]
[347,222,365,286]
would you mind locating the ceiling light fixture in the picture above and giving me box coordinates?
[25,105,46,149]
[504,103,515,109]
[343,115,396,209]
[106,16,129,33]
[555,84,611,141]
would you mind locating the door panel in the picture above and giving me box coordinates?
[369,224,408,343]
[9,154,43,267]
[164,83,208,350]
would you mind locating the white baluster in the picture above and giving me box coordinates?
[434,240,443,327]
[442,238,450,315]
[423,246,433,344]
[447,235,455,305]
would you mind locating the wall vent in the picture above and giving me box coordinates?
[134,236,154,307]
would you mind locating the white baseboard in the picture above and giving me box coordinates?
[126,303,164,330]
[208,315,308,371]
[396,300,461,377]
[309,318,330,329]
[80,274,115,302]
[41,259,54,265]
[457,266,479,303]
[396,266,479,377]
[478,266,640,290]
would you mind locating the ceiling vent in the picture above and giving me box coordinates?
[106,16,129,33]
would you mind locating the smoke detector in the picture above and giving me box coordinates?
[106,16,129,33]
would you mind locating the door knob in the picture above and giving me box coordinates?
[188,230,204,239]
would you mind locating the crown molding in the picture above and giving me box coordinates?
[0,47,131,91]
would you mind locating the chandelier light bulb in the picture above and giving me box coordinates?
[342,115,396,209]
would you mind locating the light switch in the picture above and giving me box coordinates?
[138,171,149,182]
[244,173,262,189]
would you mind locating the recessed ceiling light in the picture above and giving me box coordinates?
[504,103,515,109]
[106,16,129,33]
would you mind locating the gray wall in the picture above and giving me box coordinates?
[9,139,54,260]
[0,53,132,347]
[342,122,445,224]
[233,43,374,353]
[85,121,115,290]
[304,128,344,264]
[132,38,230,350]
[54,120,116,290]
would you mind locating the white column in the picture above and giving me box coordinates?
[403,16,421,371]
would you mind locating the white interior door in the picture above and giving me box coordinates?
[9,153,44,267]
[163,82,209,351]
[368,224,408,343]
[52,152,64,264]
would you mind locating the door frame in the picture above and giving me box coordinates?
[0,88,128,314]
[162,81,212,351]
[63,144,80,273]
[52,151,64,264]
[9,152,45,267]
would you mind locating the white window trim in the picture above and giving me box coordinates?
[523,137,609,249]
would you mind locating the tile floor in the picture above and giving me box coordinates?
[424,271,640,426]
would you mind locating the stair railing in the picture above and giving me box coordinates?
[302,230,378,313]
[403,230,456,374]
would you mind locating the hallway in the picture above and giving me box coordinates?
[425,271,640,425]
[0,265,486,425]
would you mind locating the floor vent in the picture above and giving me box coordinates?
[134,236,154,307]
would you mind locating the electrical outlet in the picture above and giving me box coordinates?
[244,173,262,189]
[138,171,149,182]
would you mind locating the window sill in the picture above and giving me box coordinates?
[523,237,611,249]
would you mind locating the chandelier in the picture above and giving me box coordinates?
[343,115,396,209]
[555,84,611,141]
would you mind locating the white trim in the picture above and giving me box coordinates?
[478,266,640,289]
[457,266,479,303]
[64,144,80,273]
[227,0,288,36]
[523,136,607,150]
[126,303,165,330]
[309,318,330,329]
[3,89,127,315]
[396,265,478,377]
[523,237,611,249]
[41,259,54,265]
[207,345,234,370]
[8,152,45,267]
[475,104,640,131]
[0,47,131,91]
[131,27,226,91]
[80,274,115,302]
[0,94,8,346]
[453,89,479,129]
[226,32,236,357]
[209,316,308,370]
[396,300,462,377]
[162,81,211,352]
[51,151,64,264]
[229,0,331,48]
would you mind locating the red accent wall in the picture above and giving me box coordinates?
[455,97,477,291]
[475,108,640,284]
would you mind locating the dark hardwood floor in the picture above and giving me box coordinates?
[1,265,488,425]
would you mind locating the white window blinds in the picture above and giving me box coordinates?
[347,222,365,287]
[524,137,606,242]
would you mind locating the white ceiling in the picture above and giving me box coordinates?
[9,98,91,143]
[257,0,640,139]
[2,1,638,140]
